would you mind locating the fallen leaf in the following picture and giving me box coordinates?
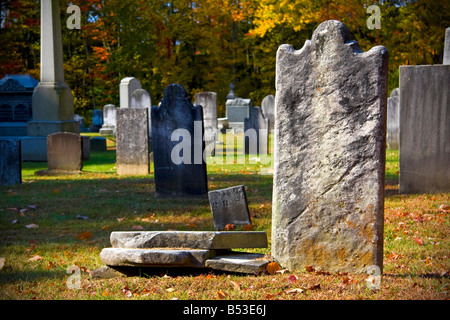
[122,285,132,297]
[117,217,126,222]
[275,269,289,275]
[287,274,298,284]
[439,204,450,213]
[53,189,59,194]
[224,224,235,231]
[25,224,39,229]
[102,225,109,231]
[28,255,42,262]
[0,257,5,270]
[266,261,281,275]
[230,281,241,291]
[132,225,144,230]
[286,288,304,294]
[185,222,196,228]
[305,265,315,273]
[76,231,93,240]
[414,237,423,245]
[101,290,109,297]
[243,224,253,231]
[217,290,228,299]
[307,284,321,290]
[166,288,175,293]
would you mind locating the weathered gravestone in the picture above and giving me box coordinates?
[261,95,275,130]
[387,88,400,150]
[244,107,269,155]
[151,84,208,197]
[399,65,450,194]
[209,185,252,231]
[120,77,141,109]
[89,109,103,132]
[225,98,252,132]
[195,92,218,156]
[130,89,152,139]
[47,132,83,171]
[444,27,450,65]
[99,104,117,136]
[90,136,107,152]
[272,20,388,273]
[116,108,150,175]
[0,139,21,186]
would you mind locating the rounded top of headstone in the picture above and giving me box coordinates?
[312,20,352,44]
[390,88,399,97]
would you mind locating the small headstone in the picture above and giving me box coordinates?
[47,132,83,171]
[99,104,117,136]
[81,136,90,160]
[218,117,229,134]
[73,114,85,130]
[272,20,388,273]
[116,108,150,175]
[120,77,141,108]
[444,27,450,65]
[151,84,208,197]
[130,89,152,138]
[387,88,400,150]
[0,138,21,186]
[89,109,103,132]
[209,185,251,231]
[261,95,275,129]
[399,65,450,193]
[90,136,107,152]
[195,92,218,155]
[226,98,252,132]
[244,106,269,155]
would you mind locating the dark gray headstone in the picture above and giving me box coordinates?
[273,20,388,273]
[47,132,83,171]
[89,109,103,132]
[0,139,21,186]
[116,108,150,175]
[244,106,269,155]
[261,95,275,129]
[209,185,251,231]
[387,88,400,150]
[81,136,90,160]
[151,84,208,197]
[90,136,107,152]
[399,65,450,194]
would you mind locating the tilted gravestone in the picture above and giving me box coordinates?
[399,65,450,194]
[209,185,252,231]
[116,108,150,175]
[130,89,152,139]
[47,132,83,171]
[0,139,21,186]
[151,84,208,197]
[261,95,275,130]
[99,104,117,135]
[244,106,269,155]
[272,20,388,273]
[195,92,218,156]
[387,88,400,150]
[120,77,141,109]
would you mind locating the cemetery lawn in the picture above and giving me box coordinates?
[0,143,448,300]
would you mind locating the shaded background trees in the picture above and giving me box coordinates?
[1,0,448,124]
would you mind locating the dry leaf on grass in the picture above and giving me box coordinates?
[224,224,235,231]
[217,290,228,299]
[266,261,281,274]
[76,231,93,240]
[439,204,450,212]
[25,224,39,229]
[286,288,304,294]
[230,281,241,291]
[28,255,42,262]
[132,225,144,230]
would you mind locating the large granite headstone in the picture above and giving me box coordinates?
[116,108,150,175]
[0,139,21,186]
[47,132,83,171]
[261,94,275,130]
[130,89,152,138]
[151,84,208,197]
[120,77,141,108]
[244,106,269,155]
[209,185,251,231]
[272,20,388,273]
[99,104,117,135]
[195,92,218,156]
[225,98,252,132]
[387,88,400,150]
[399,65,450,193]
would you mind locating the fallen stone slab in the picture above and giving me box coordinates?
[100,248,217,268]
[205,252,270,275]
[110,231,268,250]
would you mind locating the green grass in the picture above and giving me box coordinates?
[0,140,448,300]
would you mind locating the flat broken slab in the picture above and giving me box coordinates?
[110,231,268,249]
[205,252,270,275]
[100,248,218,268]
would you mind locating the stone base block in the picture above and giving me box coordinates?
[205,252,270,275]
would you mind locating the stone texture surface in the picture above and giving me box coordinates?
[120,77,141,109]
[110,231,268,249]
[130,88,152,138]
[0,138,21,186]
[209,185,252,230]
[205,252,269,275]
[100,104,117,135]
[261,94,275,129]
[272,20,388,273]
[151,84,208,197]
[399,65,450,194]
[226,98,252,131]
[195,92,217,156]
[244,106,269,155]
[100,248,217,268]
[47,132,83,171]
[444,27,450,65]
[387,88,400,150]
[116,108,150,175]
